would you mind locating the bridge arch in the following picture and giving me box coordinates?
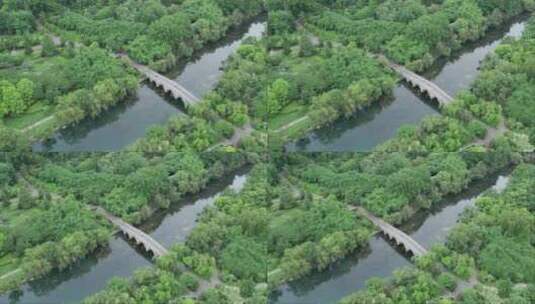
[384,59,454,107]
[95,207,169,258]
[122,56,200,107]
[353,207,428,258]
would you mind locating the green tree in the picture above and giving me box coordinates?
[148,12,193,56]
[220,237,267,281]
[16,78,34,105]
[0,81,25,117]
[41,36,58,57]
[266,78,290,115]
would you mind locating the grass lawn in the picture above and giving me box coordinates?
[0,255,19,277]
[0,206,24,277]
[269,102,308,130]
[0,54,65,131]
[283,118,313,140]
[0,52,68,80]
[3,102,54,130]
[269,114,314,146]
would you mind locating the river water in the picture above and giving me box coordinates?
[0,170,249,304]
[32,19,266,152]
[270,174,510,304]
[286,18,527,152]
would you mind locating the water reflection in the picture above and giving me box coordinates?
[425,19,527,95]
[142,168,249,248]
[286,84,439,152]
[33,85,184,152]
[270,236,411,304]
[286,17,528,152]
[1,236,152,304]
[270,173,511,304]
[0,171,249,304]
[33,18,266,152]
[169,20,267,98]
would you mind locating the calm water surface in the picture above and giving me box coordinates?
[141,169,249,247]
[286,18,527,152]
[33,19,266,152]
[169,21,267,98]
[285,85,438,151]
[33,85,183,152]
[0,171,249,304]
[426,21,526,96]
[270,174,510,304]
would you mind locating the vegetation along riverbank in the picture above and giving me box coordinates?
[1,0,534,304]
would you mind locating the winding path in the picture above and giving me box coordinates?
[274,116,309,133]
[206,123,254,151]
[0,269,22,281]
[22,115,55,133]
[472,120,508,147]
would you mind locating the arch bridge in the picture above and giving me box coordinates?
[383,59,454,107]
[352,206,428,257]
[94,207,169,258]
[118,54,200,107]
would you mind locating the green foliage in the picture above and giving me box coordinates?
[0,162,15,186]
[220,237,266,281]
[127,35,171,64]
[480,238,535,283]
[41,36,58,57]
[0,10,35,35]
[506,82,535,128]
[437,272,457,291]
[266,78,290,115]
[268,10,294,35]
[341,267,443,304]
[0,77,35,118]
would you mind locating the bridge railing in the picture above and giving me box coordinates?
[352,206,428,257]
[93,206,168,257]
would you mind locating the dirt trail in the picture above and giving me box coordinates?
[274,116,309,133]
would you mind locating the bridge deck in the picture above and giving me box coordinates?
[95,207,168,257]
[353,207,428,257]
[95,206,224,297]
[385,61,454,107]
[122,56,200,107]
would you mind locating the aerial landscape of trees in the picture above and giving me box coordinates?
[0,0,264,143]
[341,162,535,304]
[1,0,535,303]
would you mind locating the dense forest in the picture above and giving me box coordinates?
[341,162,535,304]
[75,150,533,303]
[0,150,254,294]
[0,0,264,144]
[1,0,535,303]
[2,0,535,151]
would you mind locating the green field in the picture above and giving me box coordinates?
[3,102,54,130]
[0,255,19,277]
[269,102,307,130]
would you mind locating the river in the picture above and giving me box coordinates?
[0,169,249,304]
[32,19,266,152]
[270,173,511,304]
[286,17,527,152]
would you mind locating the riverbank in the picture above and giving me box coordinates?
[339,163,535,303]
[285,14,531,152]
[0,162,251,303]
[0,150,253,292]
[270,165,515,304]
[32,18,266,152]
